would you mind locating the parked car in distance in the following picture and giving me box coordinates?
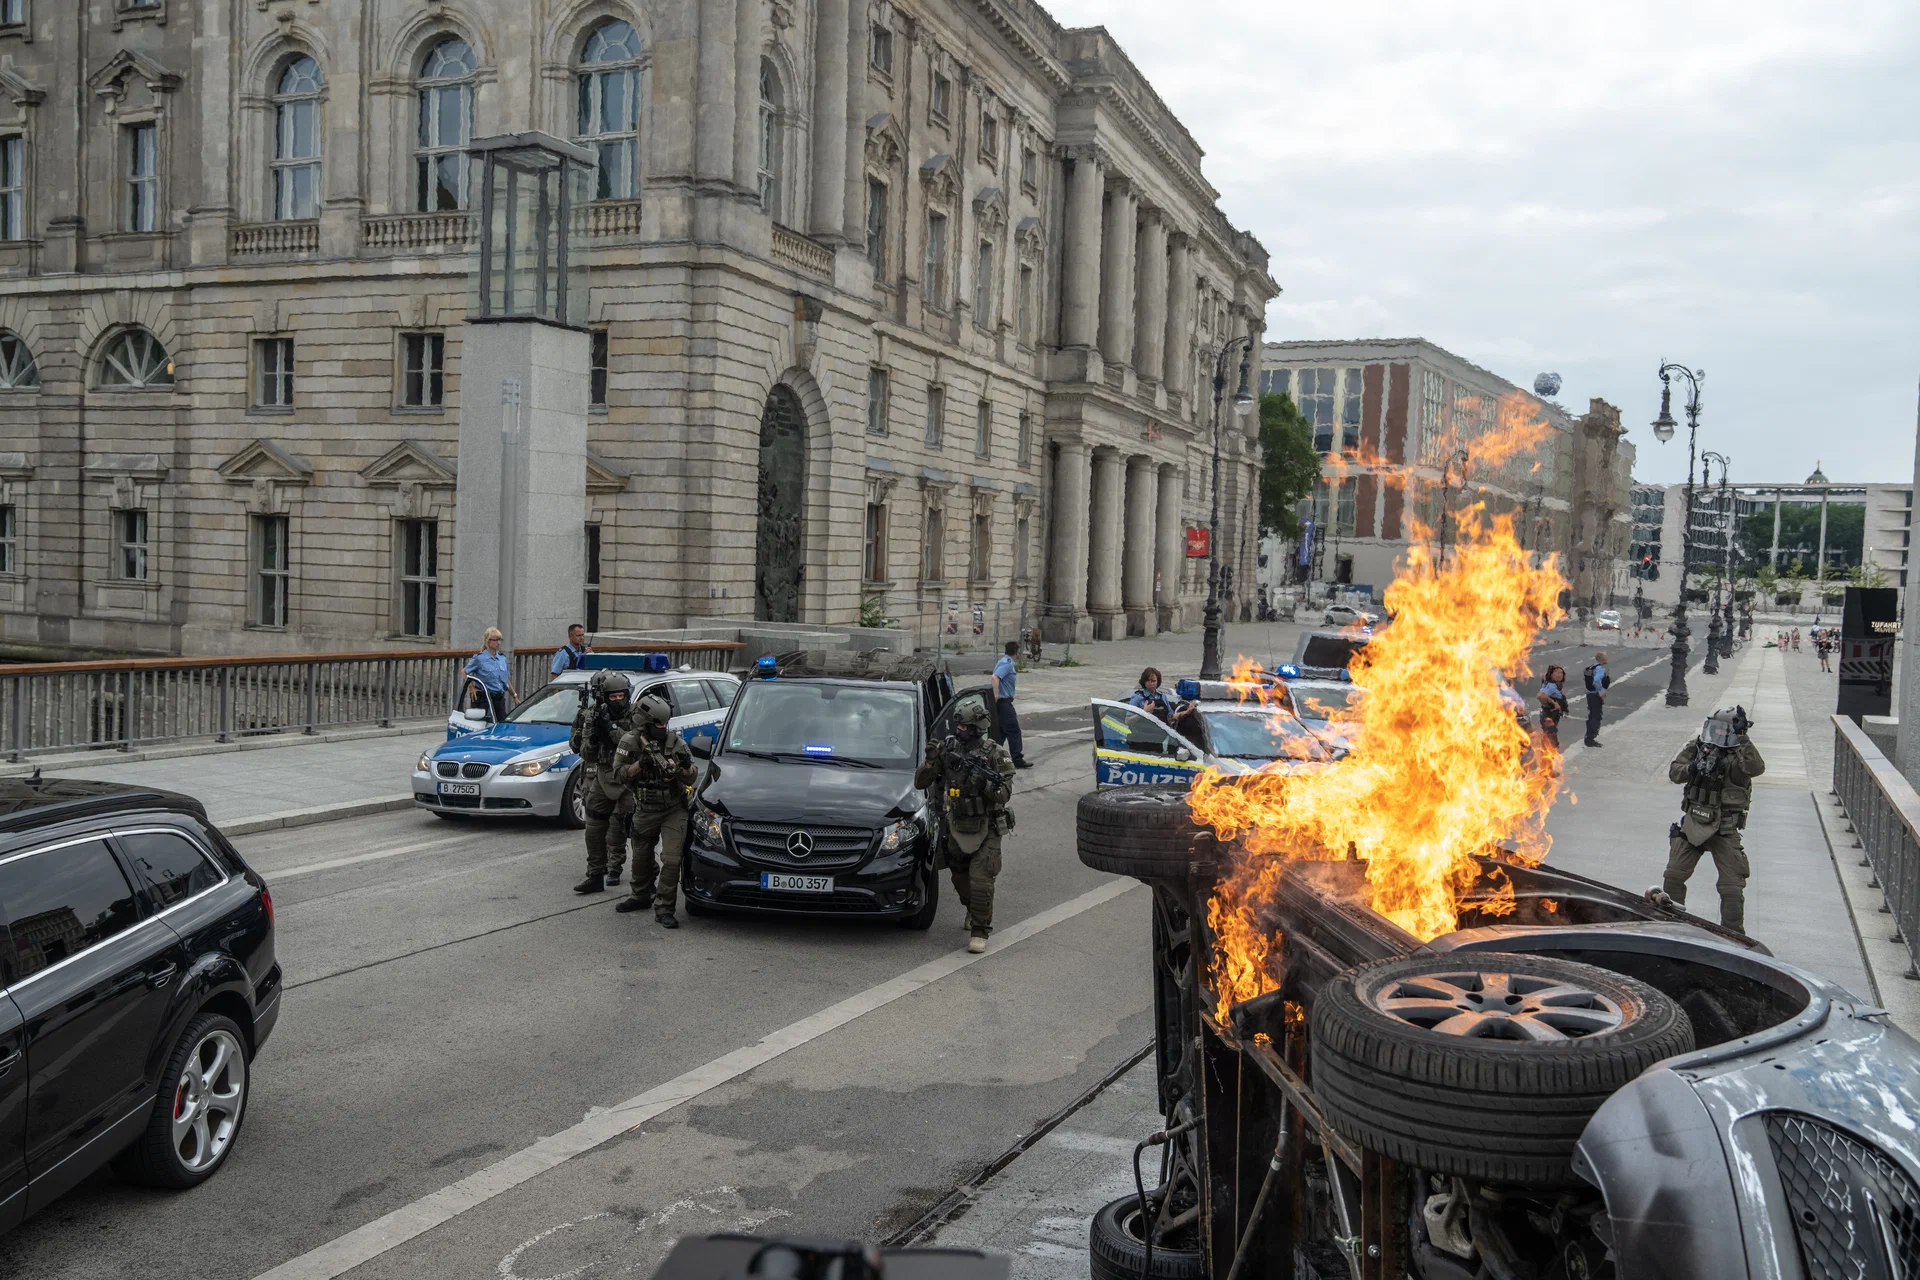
[1595,609,1622,630]
[416,655,738,828]
[1322,603,1380,628]
[0,778,280,1233]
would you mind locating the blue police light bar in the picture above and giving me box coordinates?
[1175,679,1200,700]
[1278,664,1299,678]
[755,655,780,678]
[803,744,834,755]
[643,652,671,673]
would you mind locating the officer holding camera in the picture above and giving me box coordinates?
[916,698,1016,954]
[610,691,698,928]
[570,670,638,893]
[1662,705,1766,934]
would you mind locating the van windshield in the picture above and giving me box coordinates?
[724,682,918,768]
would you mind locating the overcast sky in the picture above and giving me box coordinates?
[1044,0,1920,487]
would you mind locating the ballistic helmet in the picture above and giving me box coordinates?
[591,670,633,703]
[634,691,672,726]
[955,697,991,735]
[1702,707,1740,749]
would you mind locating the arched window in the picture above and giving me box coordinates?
[415,37,475,212]
[0,332,37,389]
[97,329,174,390]
[757,58,782,221]
[576,20,641,200]
[272,55,323,221]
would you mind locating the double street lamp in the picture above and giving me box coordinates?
[1199,337,1257,681]
[1650,363,1704,706]
[1705,451,1736,659]
[1699,450,1729,675]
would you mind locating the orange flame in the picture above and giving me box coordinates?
[1193,502,1566,1020]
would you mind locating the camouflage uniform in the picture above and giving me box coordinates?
[1662,728,1766,934]
[915,714,1016,942]
[569,699,634,886]
[612,692,697,925]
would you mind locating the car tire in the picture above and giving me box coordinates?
[1310,952,1695,1186]
[899,867,941,930]
[114,1012,251,1190]
[1076,787,1219,881]
[559,771,587,830]
[1088,1194,1205,1280]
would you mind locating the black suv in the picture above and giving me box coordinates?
[684,652,984,926]
[0,779,280,1232]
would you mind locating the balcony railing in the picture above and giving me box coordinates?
[1832,714,1920,979]
[363,212,475,251]
[231,220,319,256]
[771,223,834,280]
[585,199,643,240]
[0,642,743,760]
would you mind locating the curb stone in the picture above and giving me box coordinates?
[222,794,419,838]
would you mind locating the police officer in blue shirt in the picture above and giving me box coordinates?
[551,623,590,678]
[990,641,1031,769]
[464,628,518,723]
[1583,651,1610,747]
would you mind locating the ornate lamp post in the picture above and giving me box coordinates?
[1708,452,1736,657]
[1699,450,1729,673]
[1437,446,1471,571]
[1651,364,1704,705]
[1199,337,1256,681]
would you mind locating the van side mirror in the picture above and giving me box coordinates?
[689,737,713,760]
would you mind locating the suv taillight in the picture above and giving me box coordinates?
[260,886,274,925]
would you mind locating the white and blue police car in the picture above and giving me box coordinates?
[1088,674,1336,789]
[413,653,739,826]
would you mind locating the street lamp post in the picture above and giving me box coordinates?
[1200,337,1257,681]
[1438,447,1471,571]
[1700,451,1729,674]
[1710,453,1735,657]
[1651,363,1705,706]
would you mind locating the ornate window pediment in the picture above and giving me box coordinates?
[972,186,1006,233]
[1015,215,1046,260]
[88,49,181,106]
[864,112,904,171]
[360,439,455,487]
[0,65,44,110]
[919,152,958,205]
[585,448,629,495]
[218,438,313,484]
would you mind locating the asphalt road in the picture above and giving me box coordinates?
[0,729,1151,1280]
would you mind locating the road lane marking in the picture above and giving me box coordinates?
[268,833,500,881]
[252,877,1143,1280]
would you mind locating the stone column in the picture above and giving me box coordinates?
[1088,448,1126,639]
[1164,234,1194,401]
[1047,440,1093,641]
[1134,211,1169,385]
[809,0,850,239]
[1155,463,1183,631]
[841,0,871,245]
[1099,181,1137,367]
[695,0,741,185]
[732,0,766,195]
[1123,456,1158,635]
[1061,149,1104,349]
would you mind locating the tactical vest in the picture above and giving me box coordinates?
[938,744,1013,855]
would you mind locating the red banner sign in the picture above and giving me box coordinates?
[1186,526,1210,558]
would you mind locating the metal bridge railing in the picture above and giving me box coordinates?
[1832,714,1920,980]
[0,641,744,761]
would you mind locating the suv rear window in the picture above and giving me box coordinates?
[120,829,223,907]
[1299,635,1368,669]
[0,840,142,983]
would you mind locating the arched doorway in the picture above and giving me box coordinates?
[754,385,808,622]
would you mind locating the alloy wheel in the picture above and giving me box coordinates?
[172,1028,246,1172]
[1373,969,1624,1041]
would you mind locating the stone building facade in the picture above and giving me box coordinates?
[1255,338,1633,612]
[0,0,1274,658]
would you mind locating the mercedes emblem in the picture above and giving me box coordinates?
[786,830,815,860]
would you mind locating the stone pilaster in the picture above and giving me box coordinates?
[1047,439,1094,642]
[1088,446,1125,639]
[810,0,850,239]
[1123,454,1157,635]
[1134,210,1168,386]
[1060,146,1104,350]
[1155,463,1183,631]
[1098,178,1137,368]
[1164,233,1194,408]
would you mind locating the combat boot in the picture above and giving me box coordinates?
[614,893,654,913]
[655,910,680,929]
[967,934,987,954]
[572,874,605,894]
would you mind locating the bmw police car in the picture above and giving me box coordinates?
[1089,676,1334,789]
[414,654,739,826]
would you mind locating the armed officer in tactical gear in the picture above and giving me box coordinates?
[612,691,698,928]
[1663,705,1766,934]
[570,670,637,893]
[916,697,1016,954]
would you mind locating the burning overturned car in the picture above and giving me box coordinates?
[1074,507,1920,1280]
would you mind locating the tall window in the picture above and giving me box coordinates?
[974,398,991,459]
[923,507,944,581]
[757,59,782,220]
[589,328,609,407]
[971,512,990,581]
[1335,480,1357,536]
[930,73,951,121]
[397,519,437,636]
[0,332,37,389]
[866,178,888,276]
[0,505,15,574]
[98,329,173,389]
[0,135,22,241]
[401,333,444,407]
[415,38,475,212]
[864,503,887,582]
[271,56,322,220]
[255,337,294,408]
[1262,368,1291,396]
[584,523,602,631]
[867,368,888,435]
[1420,370,1444,462]
[1017,264,1033,343]
[1017,412,1031,468]
[0,1,21,25]
[117,509,149,581]
[925,384,944,447]
[125,123,157,232]
[979,109,998,160]
[253,514,289,627]
[1297,367,1336,452]
[973,239,995,326]
[870,24,894,75]
[924,212,948,307]
[1019,146,1036,191]
[1340,366,1363,452]
[1014,515,1030,581]
[577,21,641,200]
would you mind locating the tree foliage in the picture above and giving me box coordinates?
[1257,392,1321,540]
[1735,502,1865,575]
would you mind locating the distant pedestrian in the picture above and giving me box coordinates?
[1536,665,1570,751]
[1818,631,1833,673]
[1583,652,1611,748]
[990,640,1031,769]
[464,627,518,723]
[550,622,591,677]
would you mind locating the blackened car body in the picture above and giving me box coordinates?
[0,778,280,1231]
[684,654,975,927]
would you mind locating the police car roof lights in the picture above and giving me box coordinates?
[578,651,675,672]
[1278,664,1299,678]
[755,655,780,678]
[1175,679,1201,700]
[803,744,834,755]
